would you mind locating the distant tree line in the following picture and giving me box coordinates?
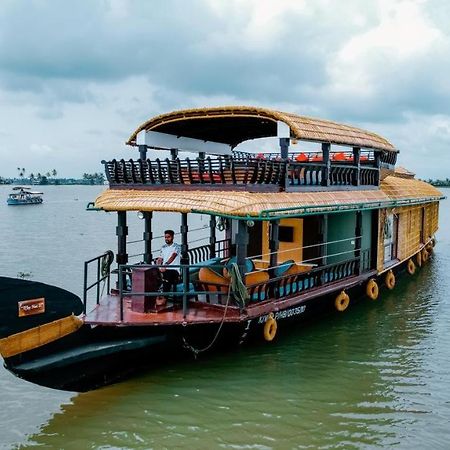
[0,167,105,185]
[426,178,450,187]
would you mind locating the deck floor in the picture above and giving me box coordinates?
[84,295,240,326]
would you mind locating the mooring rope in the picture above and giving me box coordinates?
[182,263,248,357]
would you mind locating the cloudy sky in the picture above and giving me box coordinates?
[1,0,449,179]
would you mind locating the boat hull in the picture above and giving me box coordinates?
[0,255,429,391]
[7,197,43,205]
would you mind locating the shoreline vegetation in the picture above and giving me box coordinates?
[0,172,105,185]
[423,178,450,187]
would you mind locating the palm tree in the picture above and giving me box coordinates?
[52,169,57,177]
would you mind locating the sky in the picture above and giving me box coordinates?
[1,0,449,179]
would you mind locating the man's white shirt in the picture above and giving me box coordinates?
[160,242,181,272]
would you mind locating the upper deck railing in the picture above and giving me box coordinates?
[103,151,390,191]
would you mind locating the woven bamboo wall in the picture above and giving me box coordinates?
[377,201,440,272]
[397,206,422,261]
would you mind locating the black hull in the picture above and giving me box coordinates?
[1,258,420,391]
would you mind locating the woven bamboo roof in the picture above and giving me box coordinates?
[94,177,441,218]
[127,106,396,152]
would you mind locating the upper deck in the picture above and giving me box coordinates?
[102,106,398,193]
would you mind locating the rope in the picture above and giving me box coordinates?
[181,263,249,357]
[182,280,233,357]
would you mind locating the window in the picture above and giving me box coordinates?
[279,226,294,242]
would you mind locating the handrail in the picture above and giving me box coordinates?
[83,251,113,314]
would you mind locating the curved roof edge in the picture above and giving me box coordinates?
[126,106,397,152]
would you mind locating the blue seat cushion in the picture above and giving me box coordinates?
[225,256,254,274]
[273,260,295,277]
[189,257,223,279]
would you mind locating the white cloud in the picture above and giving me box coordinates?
[0,0,449,178]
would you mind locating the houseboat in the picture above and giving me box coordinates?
[7,187,43,205]
[0,106,444,391]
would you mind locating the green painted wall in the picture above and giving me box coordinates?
[326,211,372,267]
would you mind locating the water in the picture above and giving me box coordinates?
[0,185,449,449]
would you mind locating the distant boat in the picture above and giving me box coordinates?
[7,186,43,205]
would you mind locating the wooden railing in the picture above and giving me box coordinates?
[198,257,361,304]
[103,156,380,190]
[188,239,230,264]
[103,157,286,188]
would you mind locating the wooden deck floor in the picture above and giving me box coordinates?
[84,295,241,326]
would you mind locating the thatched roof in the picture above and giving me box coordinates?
[127,106,396,152]
[94,176,441,218]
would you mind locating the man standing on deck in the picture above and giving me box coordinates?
[156,229,181,294]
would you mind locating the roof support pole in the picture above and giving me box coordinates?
[236,220,249,277]
[355,211,362,275]
[138,145,147,161]
[279,137,290,191]
[143,212,153,264]
[180,213,189,318]
[269,219,279,279]
[209,215,217,258]
[353,147,361,186]
[374,151,381,186]
[321,143,331,187]
[319,214,328,266]
[116,211,128,295]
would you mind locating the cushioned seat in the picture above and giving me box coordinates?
[189,257,223,281]
[223,256,255,277]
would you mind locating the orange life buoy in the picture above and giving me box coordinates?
[422,248,429,263]
[366,279,379,300]
[407,259,416,275]
[263,313,277,341]
[385,270,395,290]
[335,291,350,312]
[416,251,422,267]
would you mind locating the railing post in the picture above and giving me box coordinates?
[321,143,331,186]
[83,261,88,314]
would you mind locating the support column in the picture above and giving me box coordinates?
[269,220,279,274]
[355,211,362,274]
[236,220,249,276]
[353,146,361,186]
[143,212,153,264]
[138,145,147,161]
[116,211,128,291]
[374,151,381,186]
[321,214,328,265]
[170,148,178,160]
[180,213,189,317]
[116,211,128,265]
[321,143,331,187]
[280,137,290,191]
[209,216,217,258]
